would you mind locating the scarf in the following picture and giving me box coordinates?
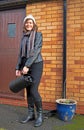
[21,30,36,58]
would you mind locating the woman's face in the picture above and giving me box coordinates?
[25,19,34,31]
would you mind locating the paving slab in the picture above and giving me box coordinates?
[0,104,83,130]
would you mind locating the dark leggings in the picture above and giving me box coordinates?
[26,61,43,104]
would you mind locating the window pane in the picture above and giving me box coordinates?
[8,23,16,37]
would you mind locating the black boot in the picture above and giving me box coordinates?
[20,104,35,124]
[34,101,43,127]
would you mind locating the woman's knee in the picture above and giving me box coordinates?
[30,89,41,101]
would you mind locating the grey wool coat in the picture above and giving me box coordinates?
[16,32,43,70]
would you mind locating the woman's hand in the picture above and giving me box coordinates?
[16,70,21,77]
[22,66,29,75]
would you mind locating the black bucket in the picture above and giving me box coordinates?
[9,74,33,93]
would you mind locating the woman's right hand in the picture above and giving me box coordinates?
[15,70,21,77]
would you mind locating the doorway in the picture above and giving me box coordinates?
[0,9,25,99]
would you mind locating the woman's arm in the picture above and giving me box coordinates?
[15,43,22,70]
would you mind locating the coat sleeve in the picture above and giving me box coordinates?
[15,44,22,70]
[25,32,43,67]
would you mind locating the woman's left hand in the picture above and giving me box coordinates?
[22,66,29,75]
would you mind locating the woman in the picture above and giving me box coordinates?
[15,14,43,127]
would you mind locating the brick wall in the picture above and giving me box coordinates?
[26,0,63,110]
[25,0,84,114]
[67,0,84,114]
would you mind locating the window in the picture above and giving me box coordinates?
[8,23,16,37]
